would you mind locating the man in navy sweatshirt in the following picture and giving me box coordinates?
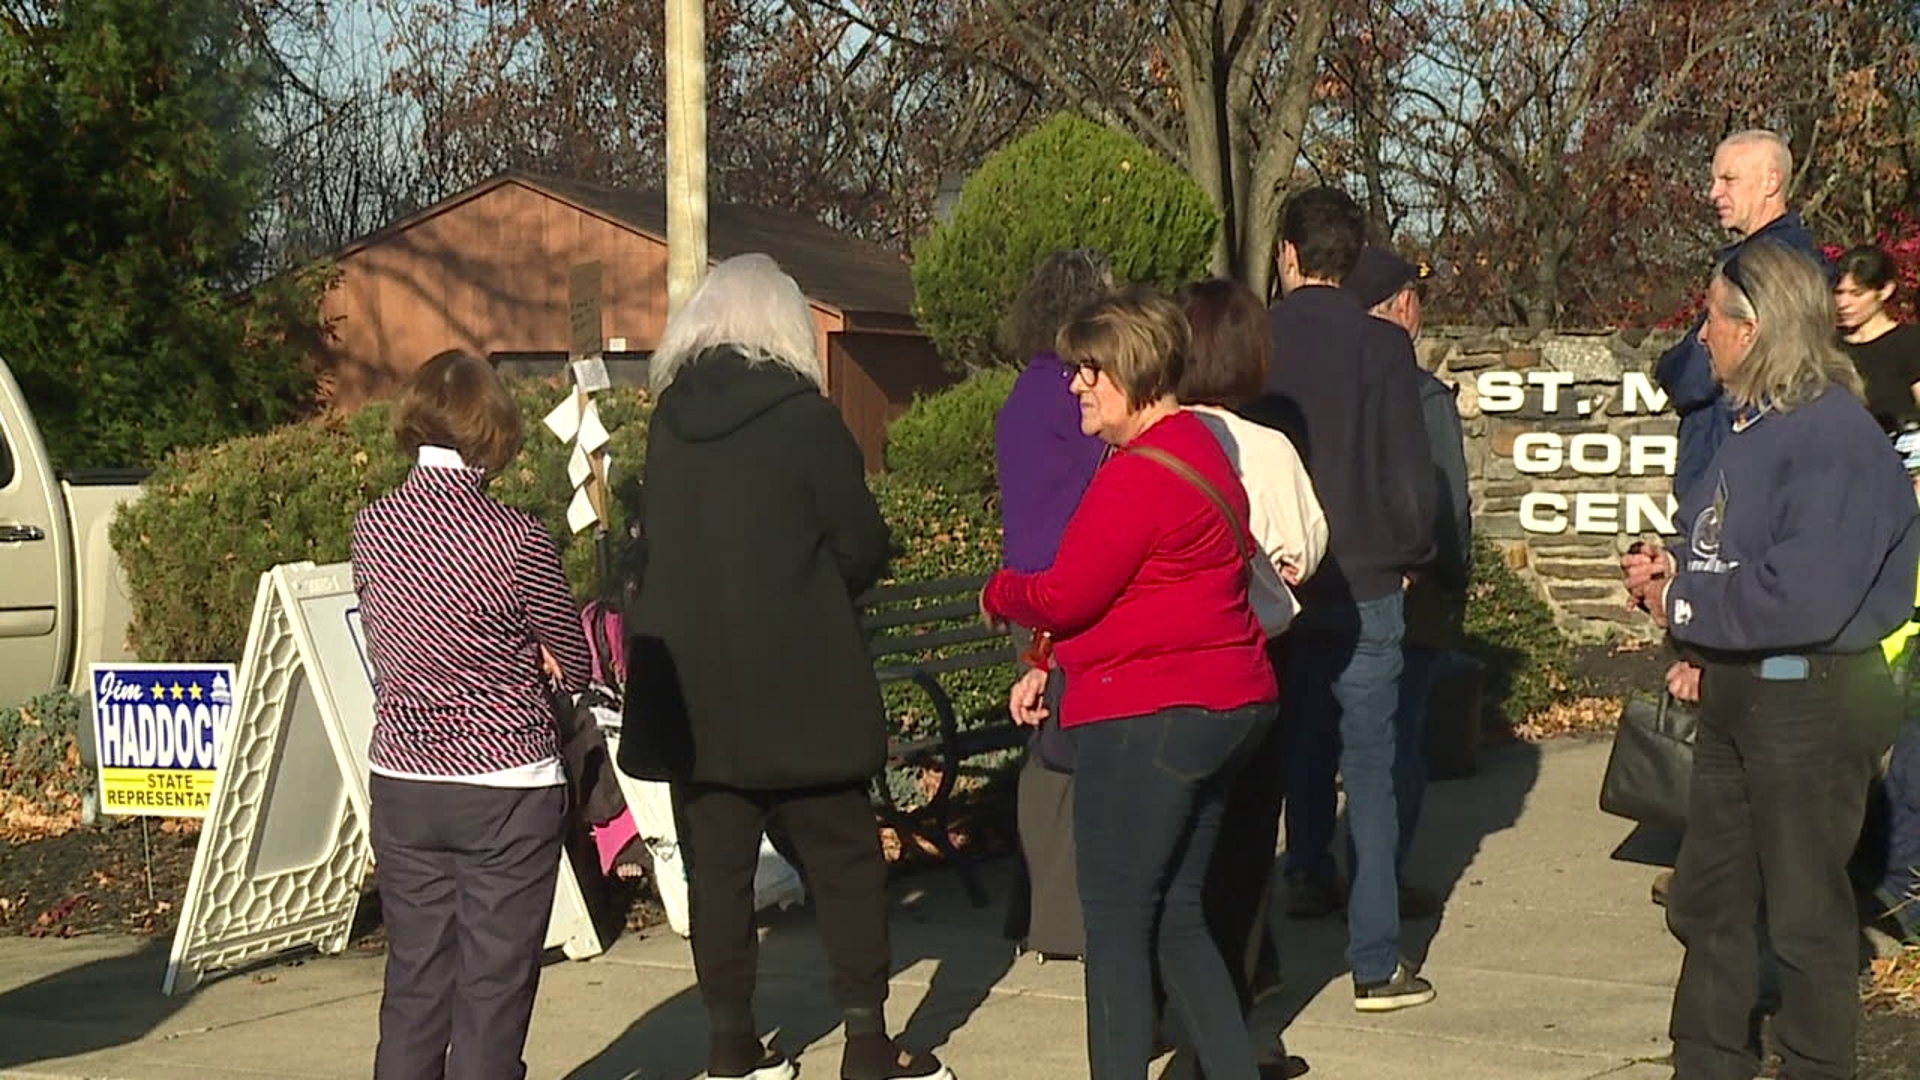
[1656,130,1826,501]
[1249,188,1437,1012]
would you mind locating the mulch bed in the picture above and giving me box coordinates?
[0,818,198,938]
[0,816,666,945]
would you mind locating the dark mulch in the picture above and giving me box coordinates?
[1569,636,1677,700]
[1860,1010,1920,1078]
[0,819,198,938]
[1748,1009,1920,1078]
[0,817,666,946]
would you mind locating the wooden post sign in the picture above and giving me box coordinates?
[547,262,614,537]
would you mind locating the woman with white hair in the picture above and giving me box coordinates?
[1621,240,1919,1080]
[618,255,949,1080]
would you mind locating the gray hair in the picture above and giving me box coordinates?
[1718,129,1793,185]
[649,254,824,395]
[1712,240,1861,412]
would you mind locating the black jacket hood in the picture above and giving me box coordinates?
[655,346,819,442]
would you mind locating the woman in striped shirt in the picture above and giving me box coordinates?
[350,351,594,1080]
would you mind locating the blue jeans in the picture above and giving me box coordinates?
[1074,702,1274,1080]
[1283,592,1407,983]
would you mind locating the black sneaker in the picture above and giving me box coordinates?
[707,1034,796,1080]
[1353,962,1436,1012]
[1285,870,1348,918]
[840,1033,953,1080]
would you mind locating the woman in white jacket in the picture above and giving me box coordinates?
[1175,278,1328,1038]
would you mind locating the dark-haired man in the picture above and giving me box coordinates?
[1248,188,1437,1012]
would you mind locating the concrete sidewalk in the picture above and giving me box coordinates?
[0,738,1685,1080]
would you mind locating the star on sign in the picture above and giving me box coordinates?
[170,683,186,700]
[189,683,204,701]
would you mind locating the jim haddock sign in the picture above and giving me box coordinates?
[89,662,235,818]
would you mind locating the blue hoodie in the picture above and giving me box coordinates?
[1655,212,1828,501]
[1665,386,1919,655]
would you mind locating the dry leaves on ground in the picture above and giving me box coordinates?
[1867,948,1920,1015]
[0,791,81,842]
[1512,696,1623,741]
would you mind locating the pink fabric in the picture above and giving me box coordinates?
[593,811,641,876]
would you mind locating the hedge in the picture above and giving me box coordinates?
[111,379,651,664]
[2,692,91,830]
[884,367,1017,497]
[912,113,1220,369]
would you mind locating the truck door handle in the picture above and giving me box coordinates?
[0,524,46,542]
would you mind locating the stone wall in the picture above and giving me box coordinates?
[1420,325,1688,642]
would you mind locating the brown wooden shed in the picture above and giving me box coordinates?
[314,172,958,471]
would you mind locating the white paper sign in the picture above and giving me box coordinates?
[576,402,611,454]
[572,357,611,393]
[566,486,600,534]
[543,397,580,443]
[568,442,593,488]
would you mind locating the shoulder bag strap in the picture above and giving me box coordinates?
[1125,445,1256,568]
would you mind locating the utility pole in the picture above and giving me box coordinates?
[665,0,707,318]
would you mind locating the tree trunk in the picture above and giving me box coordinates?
[1239,0,1334,299]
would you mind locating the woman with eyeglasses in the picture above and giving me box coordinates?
[1620,239,1919,1080]
[986,288,1277,1080]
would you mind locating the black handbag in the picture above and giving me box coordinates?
[1599,692,1699,832]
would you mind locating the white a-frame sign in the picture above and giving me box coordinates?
[165,562,602,995]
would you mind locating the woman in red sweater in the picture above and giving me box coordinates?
[985,288,1278,1080]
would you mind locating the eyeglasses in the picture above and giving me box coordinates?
[1071,359,1104,385]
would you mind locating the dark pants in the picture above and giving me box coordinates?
[1878,720,1920,920]
[370,775,567,1080]
[1203,636,1294,1009]
[677,781,891,1035]
[1075,702,1273,1080]
[1283,592,1407,982]
[1667,655,1882,1080]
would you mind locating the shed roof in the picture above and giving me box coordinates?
[334,172,917,319]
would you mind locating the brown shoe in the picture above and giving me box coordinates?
[1651,869,1674,907]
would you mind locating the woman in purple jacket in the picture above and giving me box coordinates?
[994,249,1114,958]
[995,248,1114,571]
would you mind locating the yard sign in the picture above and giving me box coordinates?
[88,662,236,818]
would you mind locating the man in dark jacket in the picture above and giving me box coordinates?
[1345,246,1472,919]
[1650,129,1827,908]
[1656,130,1827,501]
[619,255,950,1080]
[1250,188,1437,1013]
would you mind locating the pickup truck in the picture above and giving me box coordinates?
[0,357,145,709]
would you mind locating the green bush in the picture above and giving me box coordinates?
[111,379,651,663]
[884,368,1017,497]
[870,472,1017,808]
[1463,539,1572,727]
[912,113,1221,369]
[2,691,91,815]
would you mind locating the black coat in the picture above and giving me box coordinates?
[618,347,892,790]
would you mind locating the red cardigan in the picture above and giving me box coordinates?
[984,410,1277,726]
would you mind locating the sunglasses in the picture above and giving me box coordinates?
[1721,252,1751,301]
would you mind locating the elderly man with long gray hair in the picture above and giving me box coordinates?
[617,254,951,1080]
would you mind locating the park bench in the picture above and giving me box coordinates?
[860,573,1027,908]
